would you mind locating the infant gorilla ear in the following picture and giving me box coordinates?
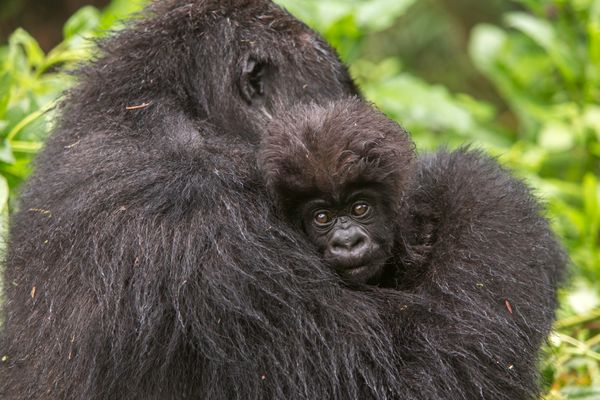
[258,98,415,283]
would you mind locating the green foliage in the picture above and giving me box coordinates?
[0,0,598,396]
[276,0,416,61]
[0,0,141,223]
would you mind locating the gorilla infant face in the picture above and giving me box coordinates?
[259,98,415,284]
[298,186,394,283]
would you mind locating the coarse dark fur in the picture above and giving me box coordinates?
[259,99,568,399]
[1,0,372,398]
[1,0,568,395]
[260,98,415,217]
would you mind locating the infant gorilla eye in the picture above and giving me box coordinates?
[351,202,369,217]
[314,210,334,226]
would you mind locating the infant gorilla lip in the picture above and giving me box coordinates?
[325,244,389,283]
[332,256,387,283]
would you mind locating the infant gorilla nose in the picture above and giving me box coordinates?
[325,227,386,283]
[328,225,370,259]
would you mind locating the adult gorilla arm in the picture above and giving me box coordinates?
[386,148,566,399]
[4,126,399,399]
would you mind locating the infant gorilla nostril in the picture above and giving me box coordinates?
[329,227,369,260]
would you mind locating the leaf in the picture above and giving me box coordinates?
[315,1,355,32]
[582,174,599,240]
[583,106,600,142]
[0,140,15,164]
[8,28,45,69]
[588,17,600,65]
[0,175,7,215]
[505,12,576,82]
[0,72,11,118]
[356,0,416,31]
[363,71,477,135]
[63,6,101,40]
[567,281,600,315]
[469,24,507,73]
[0,174,8,240]
[505,12,554,49]
[559,385,600,399]
[98,0,146,32]
[538,122,575,152]
[277,0,412,36]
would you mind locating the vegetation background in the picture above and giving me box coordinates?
[1,0,599,397]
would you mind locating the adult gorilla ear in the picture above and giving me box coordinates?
[239,56,269,105]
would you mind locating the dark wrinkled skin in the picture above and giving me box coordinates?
[298,187,394,283]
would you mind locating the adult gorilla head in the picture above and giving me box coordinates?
[64,0,358,143]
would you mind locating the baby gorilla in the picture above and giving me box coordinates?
[259,97,566,398]
[259,98,415,284]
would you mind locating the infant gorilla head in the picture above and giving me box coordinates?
[259,98,414,284]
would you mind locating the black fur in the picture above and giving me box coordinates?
[258,99,567,399]
[259,98,415,216]
[1,0,364,398]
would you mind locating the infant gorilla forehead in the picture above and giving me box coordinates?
[259,98,415,283]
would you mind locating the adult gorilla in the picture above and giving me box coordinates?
[1,1,564,400]
[2,0,359,398]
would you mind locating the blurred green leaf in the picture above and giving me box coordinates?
[505,12,554,49]
[469,24,507,73]
[355,0,416,31]
[0,140,15,164]
[582,174,599,241]
[505,12,576,82]
[539,122,575,152]
[99,0,146,31]
[0,72,11,117]
[567,281,600,315]
[63,6,101,40]
[8,29,45,70]
[559,386,600,399]
[0,175,7,214]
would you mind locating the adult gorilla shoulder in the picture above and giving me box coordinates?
[0,1,371,399]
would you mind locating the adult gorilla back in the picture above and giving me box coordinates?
[0,1,371,399]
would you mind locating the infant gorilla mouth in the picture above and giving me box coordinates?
[325,237,389,282]
[341,262,386,283]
